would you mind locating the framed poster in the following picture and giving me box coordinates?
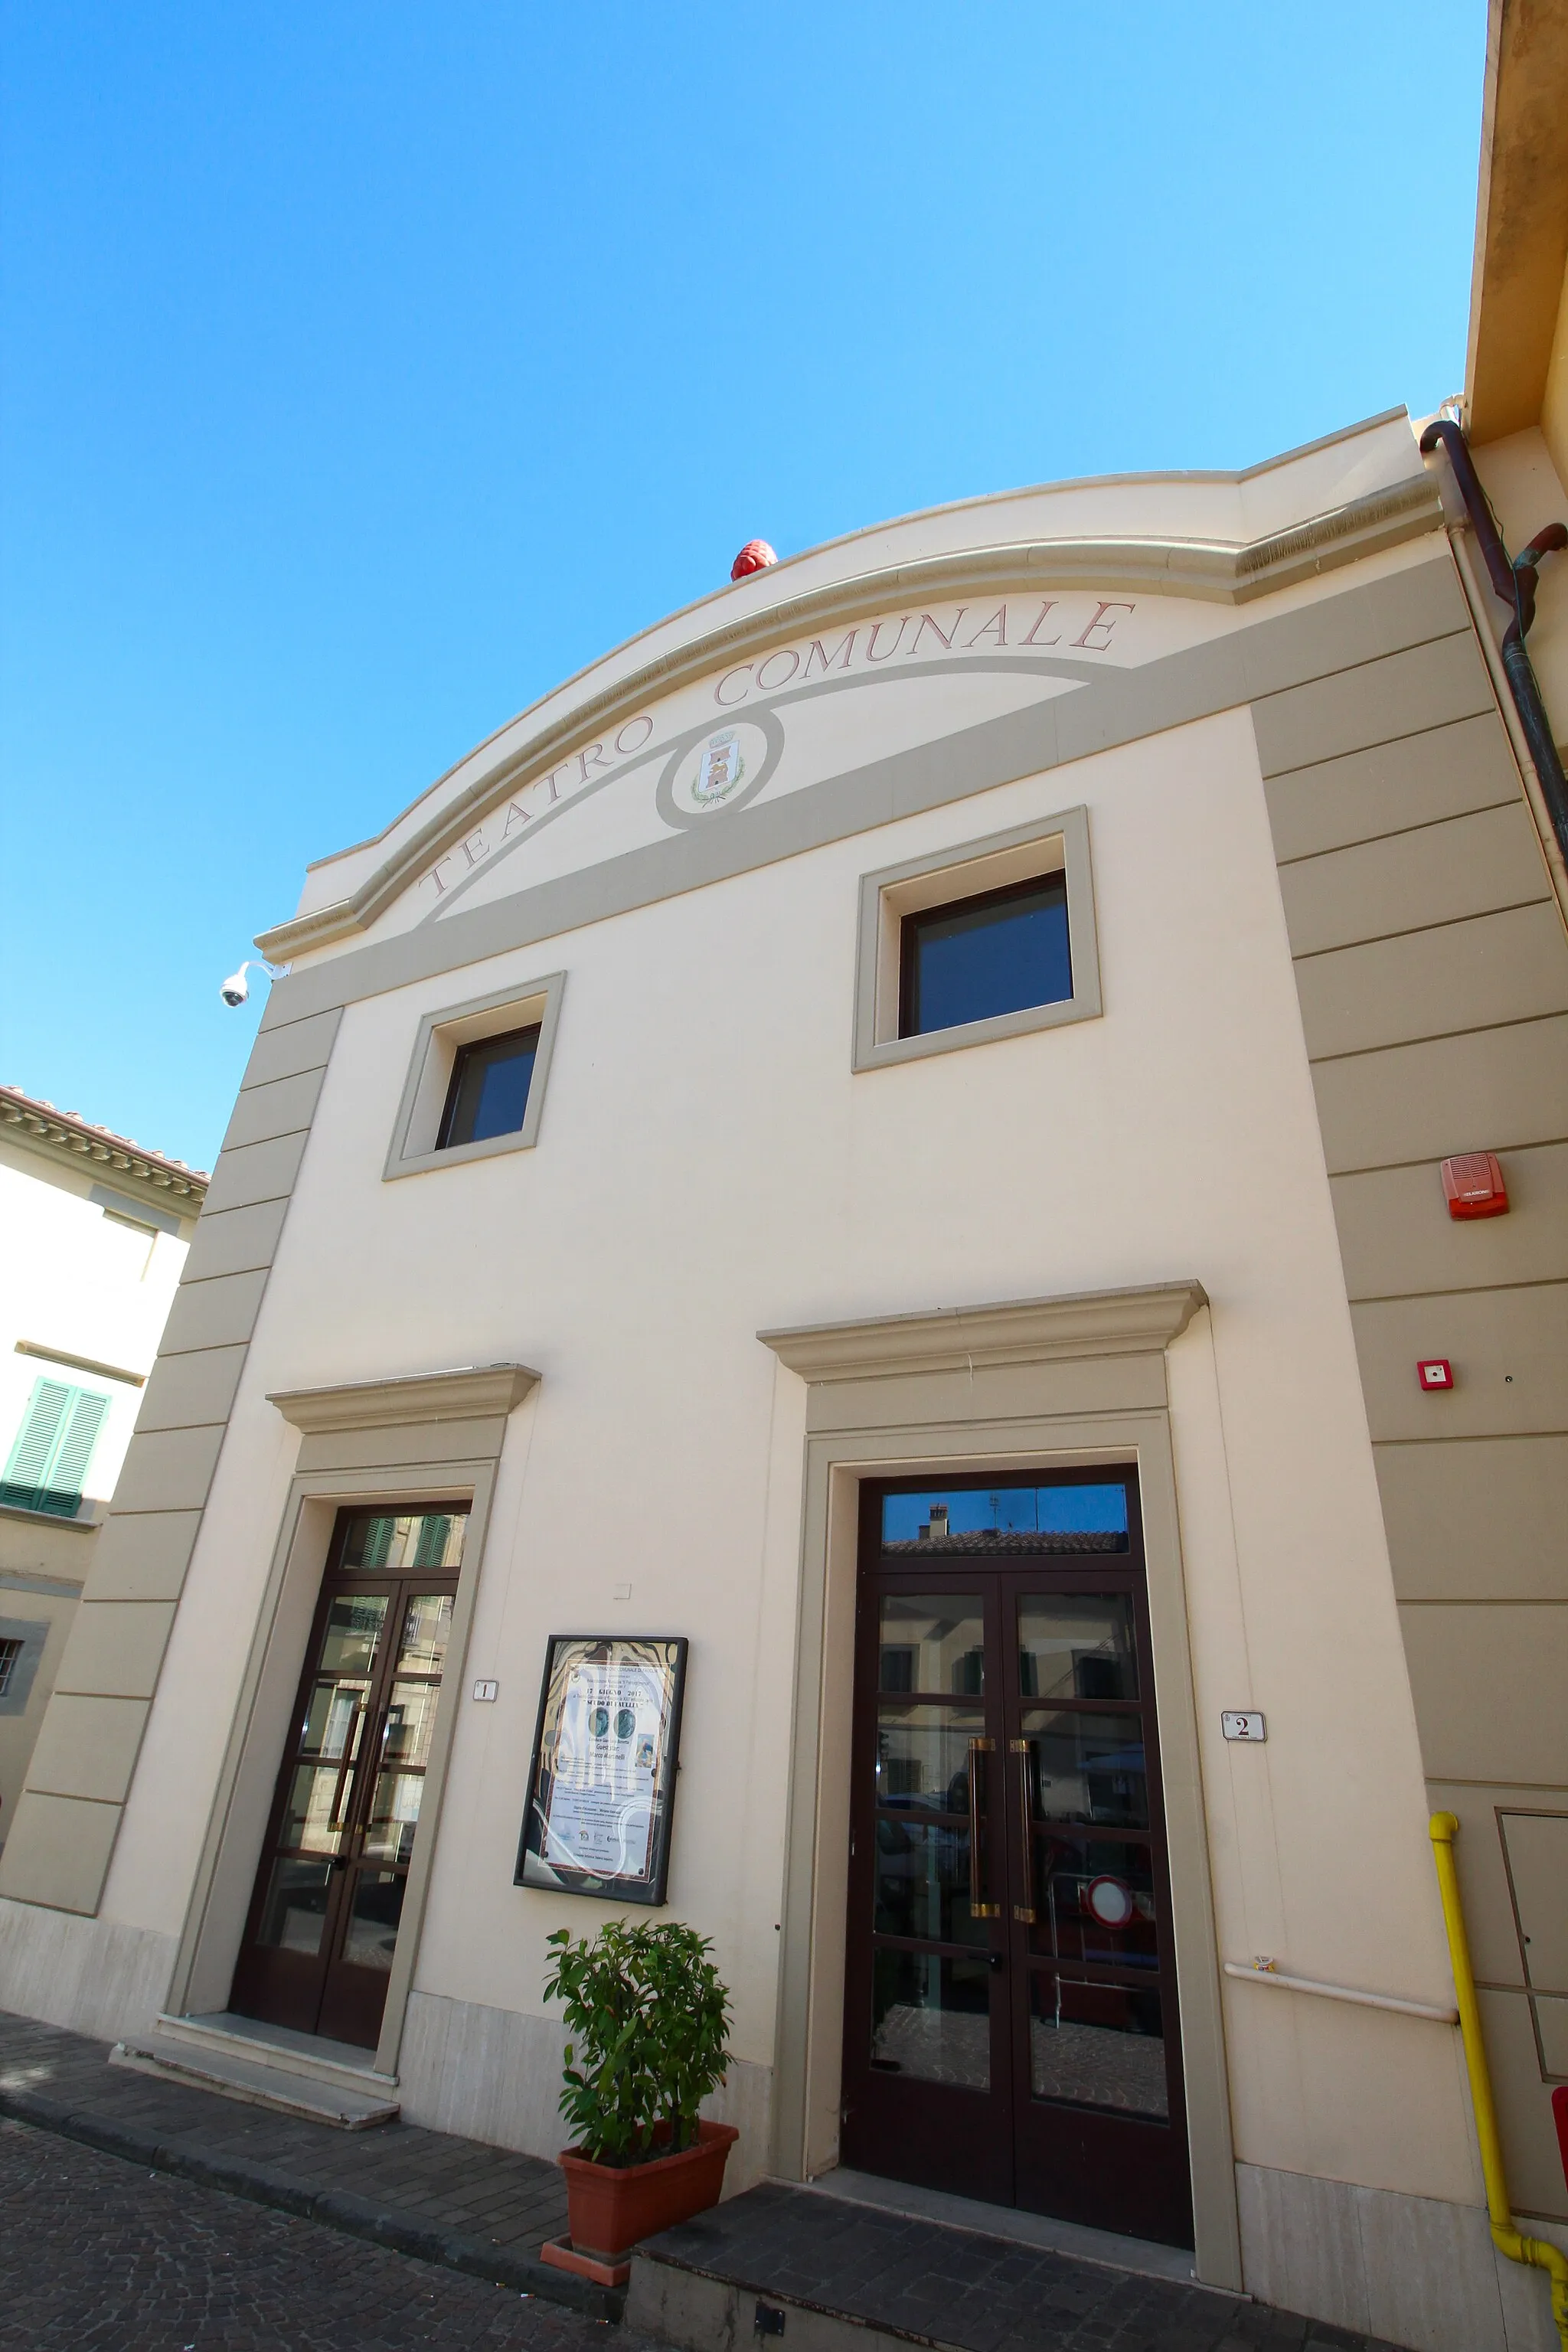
[514,1635,688,1904]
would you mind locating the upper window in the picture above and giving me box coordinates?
[384,972,566,1180]
[0,1378,109,1518]
[854,808,1101,1072]
[899,873,1071,1039]
[436,1024,541,1150]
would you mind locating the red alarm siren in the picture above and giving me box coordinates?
[730,540,777,580]
[1441,1152,1508,1219]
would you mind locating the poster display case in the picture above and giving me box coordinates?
[515,1635,688,1903]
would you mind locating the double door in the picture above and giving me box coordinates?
[841,1471,1192,2249]
[231,1504,466,2049]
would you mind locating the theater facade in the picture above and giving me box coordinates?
[4,407,1566,2350]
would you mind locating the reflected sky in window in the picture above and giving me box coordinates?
[882,1485,1129,1545]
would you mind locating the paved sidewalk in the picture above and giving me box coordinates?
[635,2182,1413,2352]
[0,2115,645,2350]
[0,2007,1413,2350]
[0,2008,587,2314]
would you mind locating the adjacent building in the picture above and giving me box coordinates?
[0,1086,205,1847]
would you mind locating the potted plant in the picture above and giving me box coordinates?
[538,1917,737,2286]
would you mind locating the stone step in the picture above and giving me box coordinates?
[110,2037,400,2130]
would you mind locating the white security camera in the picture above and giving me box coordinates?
[220,964,251,1008]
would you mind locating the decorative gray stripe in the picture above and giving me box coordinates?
[261,557,1468,1033]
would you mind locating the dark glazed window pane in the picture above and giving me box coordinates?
[873,1818,982,1945]
[1031,1838,1161,1968]
[343,1870,405,1971]
[1022,1710,1149,1828]
[875,1702,986,1811]
[339,1512,466,1573]
[1029,1968,1168,2115]
[256,1857,333,1953]
[878,1596,985,1693]
[437,1025,541,1149]
[1018,1594,1138,1701]
[871,1950,990,2086]
[900,874,1070,1037]
[881,1484,1129,1553]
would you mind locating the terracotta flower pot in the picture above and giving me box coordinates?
[547,2118,739,2282]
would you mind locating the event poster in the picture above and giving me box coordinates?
[514,1636,688,1903]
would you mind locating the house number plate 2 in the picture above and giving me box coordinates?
[1221,1710,1266,1742]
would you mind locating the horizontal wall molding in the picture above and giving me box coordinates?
[268,1364,541,1433]
[759,1282,1208,1385]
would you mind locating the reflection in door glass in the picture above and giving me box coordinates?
[384,1681,441,1768]
[398,1592,454,1674]
[339,1511,467,1574]
[876,1703,985,1808]
[873,1818,982,1945]
[1023,1711,1148,1828]
[878,1596,985,1694]
[344,1870,405,1970]
[1018,1594,1138,1700]
[302,1679,368,1761]
[318,1594,390,1681]
[1033,1840,1159,1968]
[881,1485,1128,1551]
[872,1951,990,2088]
[283,1763,354,1855]
[1029,1968,1167,2115]
[256,1857,333,1953]
[364,1771,425,1865]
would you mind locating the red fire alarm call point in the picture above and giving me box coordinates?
[1441,1152,1508,1219]
[1417,1360,1455,1391]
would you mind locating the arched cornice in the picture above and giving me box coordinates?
[258,472,1439,963]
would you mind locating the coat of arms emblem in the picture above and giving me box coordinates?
[691,729,746,805]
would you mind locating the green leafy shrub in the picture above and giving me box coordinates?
[543,1918,733,2164]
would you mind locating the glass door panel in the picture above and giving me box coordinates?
[233,1509,466,2049]
[844,1473,1193,2250]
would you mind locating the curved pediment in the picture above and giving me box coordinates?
[258,413,1438,963]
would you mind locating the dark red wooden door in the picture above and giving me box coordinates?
[840,1471,1193,2249]
[231,1504,466,2049]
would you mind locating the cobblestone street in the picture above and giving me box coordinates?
[0,2121,648,2352]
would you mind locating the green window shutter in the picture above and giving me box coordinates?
[44,1390,109,1516]
[0,1380,109,1517]
[1,1380,74,1511]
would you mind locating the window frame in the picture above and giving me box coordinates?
[852,807,1102,1072]
[435,1022,545,1152]
[384,972,566,1181]
[0,1618,47,1717]
[897,868,1073,1041]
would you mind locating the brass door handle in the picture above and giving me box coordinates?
[1011,1737,1036,1923]
[968,1736,1001,1918]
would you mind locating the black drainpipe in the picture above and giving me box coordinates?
[1419,417,1568,861]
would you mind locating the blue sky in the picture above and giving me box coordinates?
[1,3,1485,1171]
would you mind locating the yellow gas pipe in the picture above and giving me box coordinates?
[1429,1812,1568,2350]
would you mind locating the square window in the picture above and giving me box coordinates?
[0,1638,21,1700]
[384,973,566,1180]
[436,1024,542,1149]
[854,808,1100,1071]
[899,873,1072,1038]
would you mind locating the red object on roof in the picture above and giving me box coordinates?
[1554,2086,1568,2196]
[1441,1152,1509,1219]
[730,540,777,580]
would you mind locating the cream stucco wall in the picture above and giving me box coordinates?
[98,684,1474,2214]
